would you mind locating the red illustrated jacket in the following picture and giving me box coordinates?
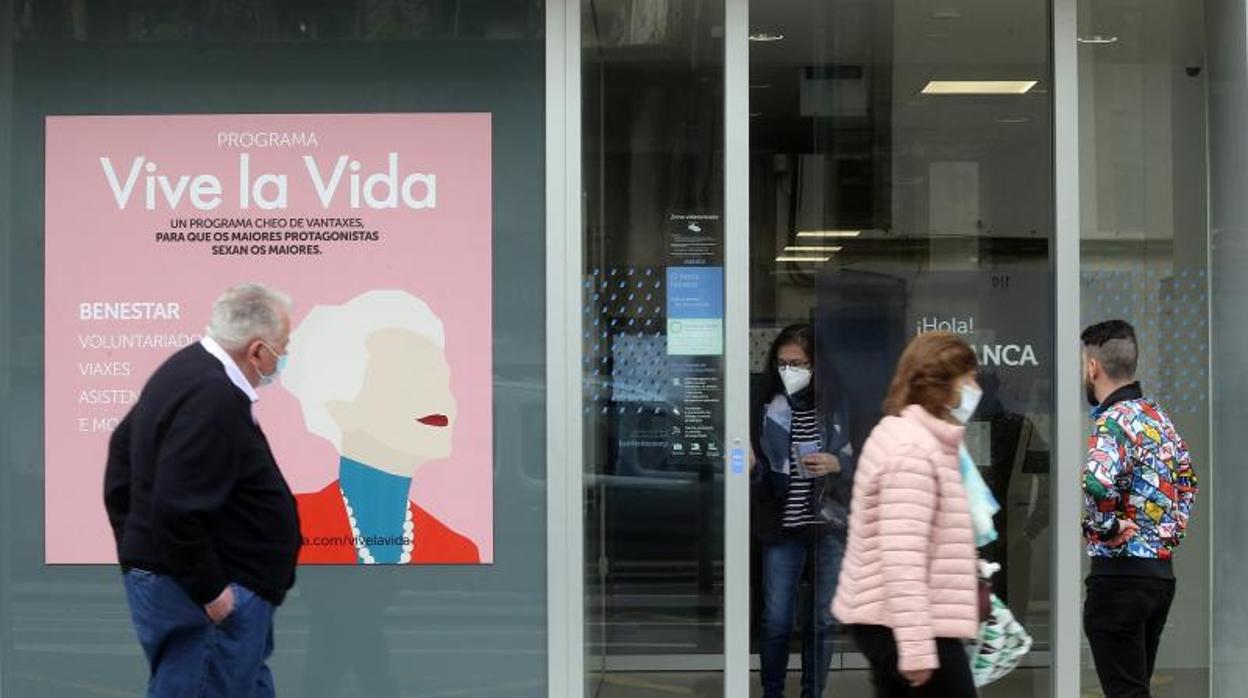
[296,481,480,564]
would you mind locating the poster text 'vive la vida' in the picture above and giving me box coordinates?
[98,153,438,212]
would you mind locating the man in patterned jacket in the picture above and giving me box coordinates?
[1080,319,1198,698]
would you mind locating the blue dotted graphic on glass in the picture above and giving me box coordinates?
[1080,268,1209,414]
[582,268,670,409]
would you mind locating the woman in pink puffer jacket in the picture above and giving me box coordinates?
[831,331,981,696]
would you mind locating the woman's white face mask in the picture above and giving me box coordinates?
[779,366,813,396]
[950,382,982,424]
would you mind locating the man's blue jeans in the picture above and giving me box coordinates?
[760,532,844,698]
[123,569,276,698]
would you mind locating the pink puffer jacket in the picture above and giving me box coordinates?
[831,404,979,672]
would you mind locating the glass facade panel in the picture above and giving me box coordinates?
[0,1,1238,696]
[581,1,727,690]
[1,2,547,697]
[1078,0,1212,695]
[748,0,1053,695]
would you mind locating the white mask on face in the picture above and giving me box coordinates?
[950,383,982,424]
[256,341,287,388]
[779,366,813,396]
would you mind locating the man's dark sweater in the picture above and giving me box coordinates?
[104,343,301,606]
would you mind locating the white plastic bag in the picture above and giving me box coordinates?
[967,562,1033,687]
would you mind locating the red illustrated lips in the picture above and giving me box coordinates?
[418,414,449,427]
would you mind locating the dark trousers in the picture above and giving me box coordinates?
[1083,575,1177,698]
[123,569,277,698]
[759,532,843,698]
[848,624,977,698]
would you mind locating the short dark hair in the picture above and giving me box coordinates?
[1081,320,1138,381]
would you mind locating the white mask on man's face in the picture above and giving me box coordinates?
[779,366,812,396]
[256,341,287,388]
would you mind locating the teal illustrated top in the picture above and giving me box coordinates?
[339,457,413,564]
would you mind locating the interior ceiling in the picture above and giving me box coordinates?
[745,3,1052,162]
[1079,0,1205,66]
[584,0,1205,239]
[747,0,1201,125]
[750,0,1048,68]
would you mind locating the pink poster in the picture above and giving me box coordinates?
[45,114,493,565]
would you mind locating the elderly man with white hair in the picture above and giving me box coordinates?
[104,283,302,698]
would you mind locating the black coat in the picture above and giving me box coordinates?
[749,388,855,544]
[104,343,301,605]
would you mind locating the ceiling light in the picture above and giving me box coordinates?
[749,33,785,42]
[922,80,1038,95]
[1077,35,1119,45]
[785,245,843,253]
[797,230,861,238]
[996,117,1030,124]
[775,256,829,263]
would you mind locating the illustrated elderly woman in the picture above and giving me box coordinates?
[281,289,479,565]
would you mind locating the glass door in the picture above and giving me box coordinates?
[746,0,1056,696]
[580,0,730,694]
[578,0,1059,695]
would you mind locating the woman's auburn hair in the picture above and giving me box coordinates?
[882,331,978,417]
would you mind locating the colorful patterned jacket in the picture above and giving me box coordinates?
[1082,383,1198,561]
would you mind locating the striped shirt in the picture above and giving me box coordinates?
[782,406,822,529]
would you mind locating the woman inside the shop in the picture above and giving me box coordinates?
[751,323,855,697]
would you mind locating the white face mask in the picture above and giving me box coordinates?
[257,341,287,388]
[950,383,982,424]
[779,366,813,396]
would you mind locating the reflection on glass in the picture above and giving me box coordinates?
[582,0,727,691]
[749,0,1053,695]
[1078,0,1211,695]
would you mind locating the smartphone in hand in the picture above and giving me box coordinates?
[795,441,820,479]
